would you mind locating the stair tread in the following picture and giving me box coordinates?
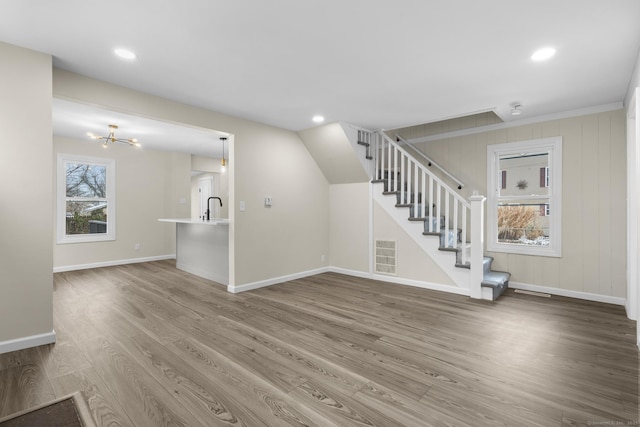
[482,271,510,287]
[371,161,510,300]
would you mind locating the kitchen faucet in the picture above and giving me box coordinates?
[206,197,223,221]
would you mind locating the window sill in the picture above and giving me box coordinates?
[57,234,115,244]
[487,242,561,258]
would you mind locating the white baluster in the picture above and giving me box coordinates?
[421,170,426,219]
[453,200,458,250]
[461,207,468,264]
[428,175,434,232]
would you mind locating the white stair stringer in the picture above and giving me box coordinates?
[373,186,471,293]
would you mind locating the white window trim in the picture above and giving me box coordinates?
[487,137,562,257]
[544,166,550,188]
[57,154,116,244]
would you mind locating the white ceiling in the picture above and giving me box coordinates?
[52,99,229,158]
[1,1,640,150]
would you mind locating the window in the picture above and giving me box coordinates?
[540,166,550,188]
[487,137,562,257]
[57,154,115,243]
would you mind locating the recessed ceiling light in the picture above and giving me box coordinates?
[531,47,556,62]
[114,48,137,60]
[312,115,325,123]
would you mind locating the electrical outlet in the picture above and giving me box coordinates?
[265,197,273,207]
[240,201,246,211]
[134,243,140,251]
[321,254,326,262]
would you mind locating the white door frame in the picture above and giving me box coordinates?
[626,87,639,325]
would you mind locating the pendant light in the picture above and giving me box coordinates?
[220,137,227,172]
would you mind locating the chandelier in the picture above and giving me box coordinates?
[87,124,140,148]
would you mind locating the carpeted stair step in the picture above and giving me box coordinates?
[373,178,511,301]
[480,256,510,299]
[483,256,492,274]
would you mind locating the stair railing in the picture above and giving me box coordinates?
[371,132,472,265]
[395,135,464,190]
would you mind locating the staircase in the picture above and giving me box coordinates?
[355,128,510,300]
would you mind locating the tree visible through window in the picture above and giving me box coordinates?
[487,137,562,257]
[65,163,107,234]
[57,154,115,243]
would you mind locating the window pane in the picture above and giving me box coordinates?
[497,200,550,246]
[66,163,107,198]
[65,201,108,235]
[499,152,549,197]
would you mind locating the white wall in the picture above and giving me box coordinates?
[0,42,54,351]
[413,110,627,298]
[625,47,640,108]
[373,202,455,286]
[329,183,370,272]
[298,123,370,184]
[53,69,330,288]
[53,137,190,270]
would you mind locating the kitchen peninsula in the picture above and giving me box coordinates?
[158,218,229,286]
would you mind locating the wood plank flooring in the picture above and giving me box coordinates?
[0,260,637,426]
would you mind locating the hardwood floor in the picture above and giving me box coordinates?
[0,260,637,426]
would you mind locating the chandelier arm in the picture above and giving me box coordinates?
[88,124,139,147]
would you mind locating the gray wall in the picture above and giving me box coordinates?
[0,42,54,350]
[413,110,627,298]
[52,69,330,289]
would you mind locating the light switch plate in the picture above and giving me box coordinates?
[239,201,246,211]
[265,197,273,207]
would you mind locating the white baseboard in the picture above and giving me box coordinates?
[0,330,56,355]
[229,265,470,296]
[53,255,176,273]
[369,272,470,296]
[329,267,470,296]
[328,267,371,279]
[228,267,330,293]
[510,281,626,306]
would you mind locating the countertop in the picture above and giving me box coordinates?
[158,218,230,226]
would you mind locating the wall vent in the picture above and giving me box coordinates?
[375,240,397,275]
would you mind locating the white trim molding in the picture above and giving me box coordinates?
[0,331,56,355]
[408,102,623,145]
[487,137,563,257]
[370,273,470,297]
[329,267,470,296]
[228,267,330,293]
[627,86,639,322]
[226,266,464,295]
[53,255,175,273]
[510,282,625,306]
[57,153,116,244]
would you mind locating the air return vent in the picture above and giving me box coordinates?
[375,240,397,275]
